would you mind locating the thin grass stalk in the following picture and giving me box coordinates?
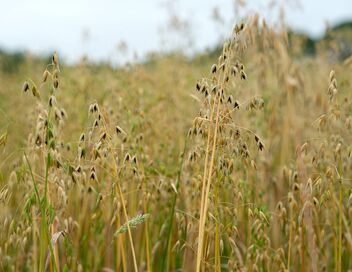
[300,219,305,272]
[142,182,152,272]
[214,182,221,272]
[102,116,138,271]
[196,94,221,271]
[118,216,127,272]
[338,180,342,272]
[195,95,217,272]
[287,208,293,270]
[162,137,188,271]
[115,173,138,272]
[143,205,151,272]
[32,208,38,271]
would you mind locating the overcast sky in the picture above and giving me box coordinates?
[0,0,351,64]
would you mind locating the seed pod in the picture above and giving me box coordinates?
[211,64,217,74]
[90,171,97,181]
[124,153,131,163]
[116,125,126,135]
[332,88,338,96]
[211,86,217,94]
[60,109,67,119]
[49,96,56,107]
[192,127,197,135]
[240,70,247,80]
[313,197,319,207]
[78,147,85,159]
[288,192,295,204]
[35,134,42,146]
[258,141,264,151]
[240,22,244,30]
[329,70,335,82]
[53,78,59,89]
[325,167,333,178]
[22,81,30,92]
[276,201,283,212]
[300,142,308,155]
[196,82,201,91]
[306,178,313,194]
[254,135,259,142]
[79,133,85,142]
[54,108,62,121]
[32,86,40,99]
[231,66,238,76]
[89,104,94,115]
[42,69,49,83]
[293,183,300,192]
[250,159,257,170]
[52,52,59,67]
[235,23,244,34]
[259,211,269,225]
[132,156,138,164]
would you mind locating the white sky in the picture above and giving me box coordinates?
[0,0,351,64]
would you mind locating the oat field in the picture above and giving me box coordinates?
[0,15,352,271]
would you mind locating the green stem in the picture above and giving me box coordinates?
[338,180,342,272]
[162,137,188,271]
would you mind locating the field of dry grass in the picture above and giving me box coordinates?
[0,15,352,271]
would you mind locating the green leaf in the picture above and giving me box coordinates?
[47,205,55,224]
[114,213,150,237]
[0,131,7,147]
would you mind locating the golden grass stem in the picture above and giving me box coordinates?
[141,168,152,272]
[116,180,139,272]
[196,94,221,272]
[195,96,216,271]
[198,96,217,230]
[338,181,342,272]
[287,210,293,271]
[214,184,221,272]
[118,218,127,272]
